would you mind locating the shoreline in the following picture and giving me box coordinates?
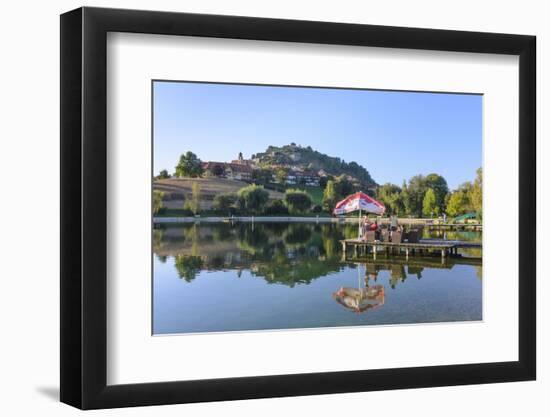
[154,216,349,224]
[153,216,483,228]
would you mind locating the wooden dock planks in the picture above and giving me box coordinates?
[340,238,482,259]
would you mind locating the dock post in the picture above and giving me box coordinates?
[405,248,409,260]
[373,245,377,260]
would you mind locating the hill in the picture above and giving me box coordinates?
[251,143,377,187]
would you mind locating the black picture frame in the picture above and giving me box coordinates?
[60,6,536,410]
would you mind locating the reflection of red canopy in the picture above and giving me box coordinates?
[332,285,385,313]
[333,192,386,215]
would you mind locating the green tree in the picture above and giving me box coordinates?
[237,184,269,214]
[424,173,449,213]
[376,183,403,215]
[252,168,273,184]
[156,169,169,179]
[446,189,470,217]
[275,167,289,184]
[469,167,483,218]
[422,188,437,217]
[322,180,337,212]
[333,175,354,198]
[209,164,225,177]
[153,190,164,215]
[284,189,312,214]
[264,199,289,215]
[407,175,428,217]
[213,193,237,213]
[184,182,201,214]
[175,151,203,178]
[400,180,412,216]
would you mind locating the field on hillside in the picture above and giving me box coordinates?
[153,177,285,210]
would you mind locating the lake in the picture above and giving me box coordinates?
[153,222,482,334]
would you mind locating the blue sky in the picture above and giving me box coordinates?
[153,81,482,190]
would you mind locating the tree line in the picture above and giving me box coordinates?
[212,185,317,216]
[368,168,482,219]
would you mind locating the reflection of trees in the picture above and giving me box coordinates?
[156,223,480,289]
[153,228,164,251]
[283,224,312,246]
[183,225,200,256]
[252,256,342,287]
[407,265,423,279]
[208,255,226,270]
[236,225,342,287]
[389,265,407,289]
[236,226,270,256]
[213,224,235,242]
[364,261,424,289]
[342,224,359,239]
[321,224,345,259]
[174,255,204,282]
[159,223,346,287]
[261,222,289,237]
[476,266,482,280]
[425,229,481,242]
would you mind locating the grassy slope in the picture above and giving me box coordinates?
[278,184,323,205]
[153,177,285,208]
[300,185,323,205]
[153,178,326,216]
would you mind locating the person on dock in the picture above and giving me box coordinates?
[361,216,370,240]
[370,218,378,232]
[390,215,398,231]
[387,215,397,240]
[370,218,380,240]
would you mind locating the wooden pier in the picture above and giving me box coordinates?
[340,238,482,260]
[426,223,483,231]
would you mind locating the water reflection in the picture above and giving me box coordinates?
[333,265,385,314]
[333,285,385,313]
[153,222,482,334]
[155,222,353,287]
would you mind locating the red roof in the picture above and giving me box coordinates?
[227,163,252,173]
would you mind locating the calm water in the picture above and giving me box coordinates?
[153,222,482,334]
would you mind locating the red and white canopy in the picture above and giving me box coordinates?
[333,192,386,216]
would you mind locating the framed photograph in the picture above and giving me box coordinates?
[60,7,536,409]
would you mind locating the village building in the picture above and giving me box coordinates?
[231,152,255,167]
[201,161,226,177]
[201,160,253,181]
[286,169,320,186]
[226,163,253,181]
